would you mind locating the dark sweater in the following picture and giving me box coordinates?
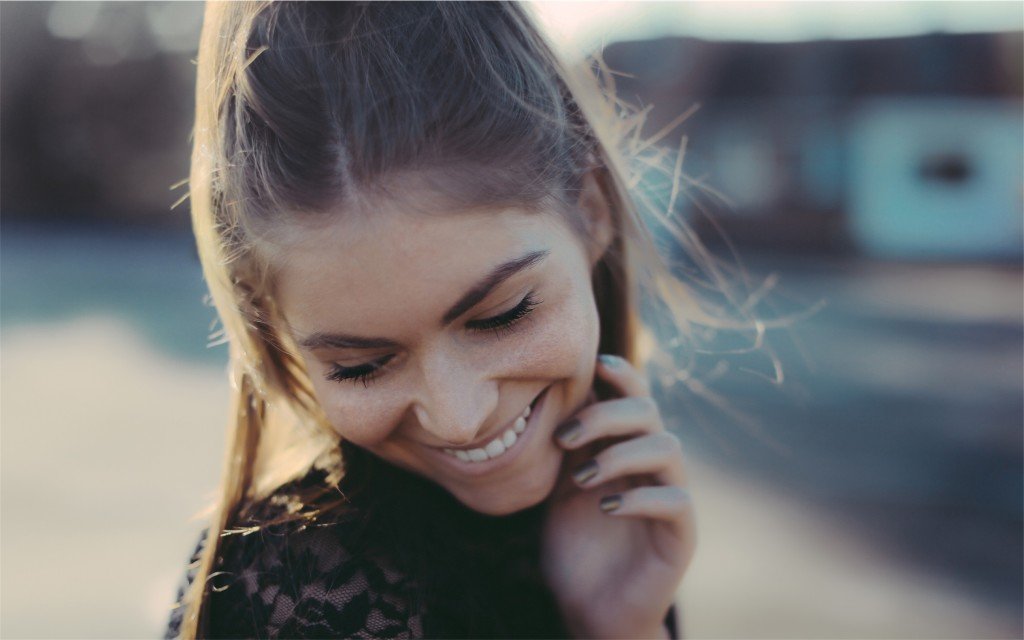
[165,442,680,638]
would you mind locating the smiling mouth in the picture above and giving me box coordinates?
[439,390,545,463]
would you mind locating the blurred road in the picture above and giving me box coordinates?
[662,252,1023,621]
[1,225,1020,638]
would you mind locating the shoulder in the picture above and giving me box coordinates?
[167,468,426,639]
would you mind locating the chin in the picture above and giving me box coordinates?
[450,455,563,516]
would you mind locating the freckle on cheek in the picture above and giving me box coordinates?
[522,304,598,374]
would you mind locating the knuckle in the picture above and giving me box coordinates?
[631,395,659,420]
[638,375,652,396]
[668,485,693,504]
[658,431,683,455]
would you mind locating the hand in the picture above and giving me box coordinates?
[540,354,697,639]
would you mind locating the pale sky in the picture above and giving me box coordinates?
[43,1,1024,64]
[529,1,1024,59]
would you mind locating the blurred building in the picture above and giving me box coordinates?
[605,32,1024,260]
[848,99,1022,259]
[2,3,1022,261]
[0,2,202,230]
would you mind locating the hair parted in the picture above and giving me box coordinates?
[173,2,784,637]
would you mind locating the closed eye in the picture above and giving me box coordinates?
[325,291,542,386]
[465,291,541,337]
[325,354,394,387]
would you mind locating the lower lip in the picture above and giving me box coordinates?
[428,385,552,477]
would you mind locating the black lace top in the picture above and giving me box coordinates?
[165,443,680,638]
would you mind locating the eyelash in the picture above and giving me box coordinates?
[325,356,394,388]
[467,291,541,338]
[325,292,542,387]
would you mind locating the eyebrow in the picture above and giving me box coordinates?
[296,249,550,351]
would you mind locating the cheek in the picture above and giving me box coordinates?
[312,383,407,448]
[507,283,600,378]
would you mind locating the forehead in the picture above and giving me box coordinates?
[269,206,574,338]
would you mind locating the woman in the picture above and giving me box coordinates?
[166,1,727,637]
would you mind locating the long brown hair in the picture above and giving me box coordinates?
[174,2,774,637]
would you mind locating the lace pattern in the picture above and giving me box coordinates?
[164,446,680,639]
[165,513,424,638]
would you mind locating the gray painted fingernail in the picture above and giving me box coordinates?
[554,419,582,445]
[572,459,599,485]
[599,494,622,513]
[598,354,622,368]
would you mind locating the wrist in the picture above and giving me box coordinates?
[570,625,669,640]
[560,604,670,640]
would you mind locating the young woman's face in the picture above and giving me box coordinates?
[271,187,610,516]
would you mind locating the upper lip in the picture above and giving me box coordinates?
[431,388,545,451]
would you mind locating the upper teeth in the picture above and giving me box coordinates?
[443,402,532,463]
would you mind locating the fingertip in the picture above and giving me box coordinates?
[597,353,626,370]
[599,493,622,513]
[596,353,652,397]
[553,419,584,447]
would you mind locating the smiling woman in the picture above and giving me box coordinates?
[163,2,747,638]
[268,205,608,517]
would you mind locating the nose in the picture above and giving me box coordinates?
[411,351,498,447]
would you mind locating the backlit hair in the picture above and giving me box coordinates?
[173,2,776,636]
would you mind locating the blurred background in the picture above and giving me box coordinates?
[1,1,1021,637]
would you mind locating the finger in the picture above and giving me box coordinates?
[571,431,687,488]
[600,485,699,571]
[599,485,694,522]
[596,353,651,398]
[554,395,662,449]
